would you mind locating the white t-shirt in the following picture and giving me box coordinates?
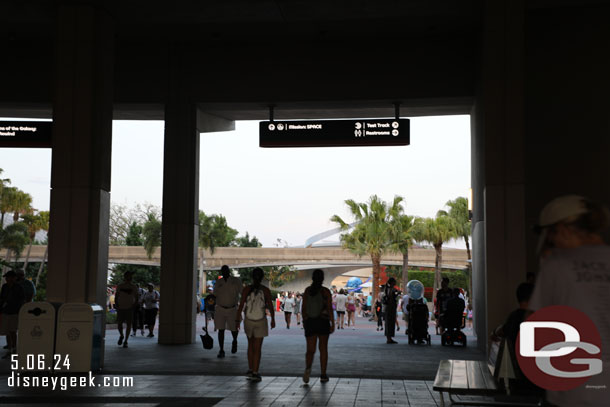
[115,282,138,310]
[529,245,610,407]
[335,294,347,312]
[283,297,296,313]
[214,276,242,308]
[142,290,160,309]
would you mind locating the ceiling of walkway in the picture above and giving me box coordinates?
[1,0,604,121]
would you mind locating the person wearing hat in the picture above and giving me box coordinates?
[0,270,25,358]
[529,195,610,407]
[15,269,35,303]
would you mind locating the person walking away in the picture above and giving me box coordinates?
[214,265,242,358]
[132,284,145,337]
[302,269,334,384]
[346,292,356,329]
[205,289,216,331]
[236,267,275,382]
[294,293,302,327]
[283,292,296,329]
[115,271,138,348]
[435,277,452,335]
[375,295,384,331]
[335,289,347,329]
[0,270,25,358]
[142,283,160,337]
[383,278,399,344]
[15,270,35,302]
[366,292,373,319]
[529,195,610,407]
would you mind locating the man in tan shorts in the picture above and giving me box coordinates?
[213,265,242,358]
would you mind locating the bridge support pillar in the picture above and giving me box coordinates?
[158,51,200,345]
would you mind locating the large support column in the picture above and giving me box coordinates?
[471,0,526,352]
[158,50,200,345]
[47,5,114,311]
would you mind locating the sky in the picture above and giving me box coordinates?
[0,115,471,248]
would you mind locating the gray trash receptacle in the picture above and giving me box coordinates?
[17,302,56,372]
[55,303,104,372]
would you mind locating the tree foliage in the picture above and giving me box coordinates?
[331,195,404,301]
[142,213,162,259]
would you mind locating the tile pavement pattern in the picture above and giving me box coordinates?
[0,374,446,406]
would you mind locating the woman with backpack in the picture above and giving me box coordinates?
[236,267,275,382]
[301,269,335,384]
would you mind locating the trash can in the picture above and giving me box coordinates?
[55,303,104,372]
[17,302,56,372]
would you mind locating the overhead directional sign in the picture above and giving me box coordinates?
[0,121,52,148]
[260,118,409,148]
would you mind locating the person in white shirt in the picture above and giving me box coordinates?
[335,289,347,329]
[214,265,243,358]
[283,292,296,329]
[115,271,138,348]
[142,283,160,338]
[529,195,610,407]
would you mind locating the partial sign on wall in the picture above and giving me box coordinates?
[0,121,52,148]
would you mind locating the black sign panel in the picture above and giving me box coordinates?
[260,118,409,148]
[0,121,52,148]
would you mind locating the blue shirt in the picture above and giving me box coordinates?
[366,295,372,307]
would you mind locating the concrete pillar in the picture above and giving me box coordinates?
[158,48,200,344]
[47,5,114,309]
[471,0,526,351]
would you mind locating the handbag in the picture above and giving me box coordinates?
[199,316,214,350]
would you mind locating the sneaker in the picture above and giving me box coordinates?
[231,340,238,354]
[303,368,311,384]
[246,370,253,379]
[251,373,262,382]
[320,374,329,383]
[118,335,124,345]
[123,342,128,348]
[217,350,225,358]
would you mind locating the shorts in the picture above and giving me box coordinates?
[144,308,158,326]
[215,305,238,331]
[244,318,268,338]
[0,313,19,334]
[304,317,331,337]
[117,308,133,324]
[336,310,345,315]
[206,310,215,320]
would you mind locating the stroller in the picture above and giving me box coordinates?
[441,296,467,347]
[407,298,431,345]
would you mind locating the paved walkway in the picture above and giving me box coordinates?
[0,313,482,380]
[0,374,446,406]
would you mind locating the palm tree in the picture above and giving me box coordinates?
[439,196,472,300]
[0,186,17,230]
[331,195,403,302]
[35,211,50,288]
[142,213,162,259]
[411,214,458,302]
[388,210,415,293]
[20,212,42,272]
[0,222,30,275]
[438,197,471,260]
[11,189,33,222]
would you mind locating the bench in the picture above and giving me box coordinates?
[433,339,542,406]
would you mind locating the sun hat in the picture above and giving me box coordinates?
[535,195,588,254]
